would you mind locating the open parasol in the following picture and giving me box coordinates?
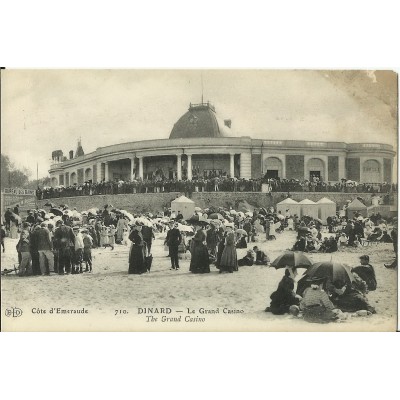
[305,262,354,285]
[271,251,313,269]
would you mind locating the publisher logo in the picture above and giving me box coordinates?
[5,307,23,317]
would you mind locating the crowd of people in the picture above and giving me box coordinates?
[291,212,396,257]
[266,254,379,323]
[1,198,397,324]
[36,176,396,200]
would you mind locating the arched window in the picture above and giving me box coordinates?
[70,172,77,185]
[307,158,324,181]
[85,168,92,182]
[264,157,283,179]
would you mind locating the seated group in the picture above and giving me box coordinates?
[265,255,377,323]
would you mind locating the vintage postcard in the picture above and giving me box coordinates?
[1,69,398,331]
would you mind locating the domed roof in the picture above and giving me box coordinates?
[169,102,233,139]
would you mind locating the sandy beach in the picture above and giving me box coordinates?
[1,230,398,332]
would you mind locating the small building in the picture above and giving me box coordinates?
[171,195,195,220]
[276,198,300,217]
[299,199,318,219]
[346,198,368,219]
[316,197,337,224]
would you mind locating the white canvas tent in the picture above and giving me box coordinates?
[276,198,300,216]
[299,199,318,219]
[171,195,195,220]
[316,197,336,224]
[346,198,367,219]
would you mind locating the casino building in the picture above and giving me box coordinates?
[48,102,395,187]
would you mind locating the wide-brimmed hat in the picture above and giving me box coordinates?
[306,276,326,284]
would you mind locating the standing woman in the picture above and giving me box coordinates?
[10,217,19,239]
[116,216,127,243]
[108,224,116,250]
[219,227,238,273]
[189,228,210,274]
[128,224,147,274]
[100,225,109,248]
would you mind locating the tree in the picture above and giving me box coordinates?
[1,153,31,189]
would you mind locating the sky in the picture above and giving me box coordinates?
[1,69,397,179]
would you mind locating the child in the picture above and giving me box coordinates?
[122,228,129,246]
[100,225,109,248]
[108,224,116,250]
[338,233,348,248]
[73,227,84,273]
[82,230,93,272]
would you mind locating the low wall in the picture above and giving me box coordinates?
[37,192,398,214]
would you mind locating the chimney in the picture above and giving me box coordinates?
[224,119,232,128]
[69,150,74,159]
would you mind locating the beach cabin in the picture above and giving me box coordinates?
[316,197,337,224]
[346,198,368,219]
[276,198,301,217]
[299,199,318,219]
[171,195,196,220]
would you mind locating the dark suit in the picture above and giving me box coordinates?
[166,228,182,269]
[54,225,75,274]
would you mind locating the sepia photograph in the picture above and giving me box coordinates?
[1,69,398,332]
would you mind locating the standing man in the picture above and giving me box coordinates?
[17,227,31,276]
[37,222,54,275]
[243,218,253,243]
[30,225,41,275]
[4,208,12,231]
[166,222,182,270]
[54,220,75,275]
[141,224,155,255]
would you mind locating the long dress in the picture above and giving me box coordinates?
[189,230,210,274]
[219,232,238,273]
[128,230,147,274]
[116,218,127,242]
[269,286,299,315]
[10,221,19,239]
[100,227,109,247]
[108,227,116,248]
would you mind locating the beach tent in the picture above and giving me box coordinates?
[316,197,337,224]
[171,195,196,220]
[299,199,318,219]
[346,198,368,219]
[276,198,301,217]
